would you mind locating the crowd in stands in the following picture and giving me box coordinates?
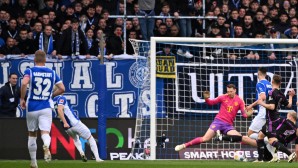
[0,0,297,59]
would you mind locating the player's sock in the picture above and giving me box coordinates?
[41,134,51,147]
[272,141,291,156]
[249,133,258,140]
[28,136,37,165]
[264,137,276,157]
[185,137,202,147]
[221,135,242,142]
[73,135,84,155]
[88,136,100,161]
[257,139,265,161]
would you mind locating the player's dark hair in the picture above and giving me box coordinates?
[272,74,281,85]
[227,84,236,89]
[258,67,267,75]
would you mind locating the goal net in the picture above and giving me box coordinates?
[130,38,298,160]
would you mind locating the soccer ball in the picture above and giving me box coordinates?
[234,151,247,162]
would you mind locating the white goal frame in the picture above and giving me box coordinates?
[149,37,298,160]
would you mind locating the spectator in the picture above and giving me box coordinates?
[79,15,88,33]
[0,9,8,29]
[29,21,43,40]
[275,12,290,33]
[85,28,94,50]
[89,29,109,58]
[253,10,266,34]
[106,25,124,56]
[74,2,83,19]
[261,5,269,16]
[132,17,142,39]
[0,73,20,117]
[39,0,56,16]
[0,29,5,48]
[268,6,279,24]
[207,22,221,37]
[0,37,21,57]
[216,14,228,37]
[57,18,89,58]
[155,22,169,37]
[2,18,18,41]
[24,9,35,27]
[243,14,256,38]
[248,0,260,16]
[34,25,57,56]
[59,5,75,26]
[95,3,103,18]
[126,19,134,34]
[160,2,171,22]
[226,9,242,29]
[97,18,110,36]
[85,4,99,31]
[234,24,248,38]
[156,44,174,56]
[17,28,34,55]
[284,17,298,36]
[265,27,290,60]
[153,18,162,36]
[12,0,35,19]
[170,25,180,37]
[238,7,246,21]
[285,25,298,59]
[288,7,297,18]
[138,0,155,41]
[126,30,137,55]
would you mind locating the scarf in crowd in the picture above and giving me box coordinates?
[39,32,53,54]
[72,31,80,56]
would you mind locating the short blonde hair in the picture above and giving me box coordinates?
[34,50,46,63]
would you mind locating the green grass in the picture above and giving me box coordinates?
[0,160,297,168]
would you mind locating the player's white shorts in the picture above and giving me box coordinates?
[66,121,91,140]
[249,114,266,132]
[26,108,52,132]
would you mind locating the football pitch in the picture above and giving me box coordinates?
[0,160,297,168]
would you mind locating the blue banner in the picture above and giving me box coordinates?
[0,57,148,118]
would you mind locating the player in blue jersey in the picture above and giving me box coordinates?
[246,67,276,160]
[20,50,65,168]
[53,94,103,162]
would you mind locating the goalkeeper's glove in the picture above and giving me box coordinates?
[203,91,210,99]
[245,107,254,117]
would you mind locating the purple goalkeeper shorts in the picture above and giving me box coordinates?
[209,118,235,134]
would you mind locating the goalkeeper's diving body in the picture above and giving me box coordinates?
[175,84,256,152]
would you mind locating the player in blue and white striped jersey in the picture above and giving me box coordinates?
[53,95,103,162]
[20,50,65,168]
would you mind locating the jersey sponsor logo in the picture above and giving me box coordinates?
[129,60,149,88]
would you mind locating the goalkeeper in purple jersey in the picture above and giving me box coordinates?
[255,74,296,163]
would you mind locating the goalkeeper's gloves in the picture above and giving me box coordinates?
[203,91,210,99]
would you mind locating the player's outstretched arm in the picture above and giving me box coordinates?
[257,98,275,110]
[246,92,266,110]
[203,91,221,105]
[57,105,70,129]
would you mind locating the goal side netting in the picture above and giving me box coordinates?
[130,38,298,160]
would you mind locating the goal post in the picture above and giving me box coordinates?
[132,37,298,160]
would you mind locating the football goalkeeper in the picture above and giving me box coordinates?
[175,84,255,151]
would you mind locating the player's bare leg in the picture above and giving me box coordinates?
[175,128,215,151]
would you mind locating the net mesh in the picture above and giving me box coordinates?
[130,39,297,160]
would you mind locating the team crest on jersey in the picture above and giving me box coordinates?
[59,99,64,104]
[234,102,238,106]
[129,60,149,88]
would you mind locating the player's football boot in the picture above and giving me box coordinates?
[174,144,186,151]
[43,145,51,163]
[30,162,38,168]
[288,152,296,163]
[96,158,104,162]
[81,154,88,162]
[214,130,222,141]
[252,159,264,163]
[268,155,280,163]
